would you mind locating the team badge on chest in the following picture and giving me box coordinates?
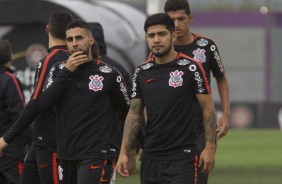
[169,70,184,88]
[89,75,104,92]
[193,48,206,63]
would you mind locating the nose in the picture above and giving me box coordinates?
[174,20,180,28]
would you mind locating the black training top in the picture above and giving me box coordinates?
[132,53,211,160]
[0,66,32,170]
[39,59,130,160]
[4,46,70,152]
[174,33,225,132]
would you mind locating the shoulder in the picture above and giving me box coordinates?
[137,58,155,71]
[177,53,204,70]
[194,33,217,46]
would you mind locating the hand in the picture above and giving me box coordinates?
[198,144,216,175]
[117,153,129,177]
[65,51,88,72]
[0,137,8,157]
[217,114,229,140]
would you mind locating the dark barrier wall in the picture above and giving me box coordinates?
[215,103,282,129]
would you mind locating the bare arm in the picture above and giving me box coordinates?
[196,93,217,174]
[117,98,144,177]
[216,74,230,139]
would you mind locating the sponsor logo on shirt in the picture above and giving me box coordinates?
[169,70,184,88]
[116,76,130,105]
[193,48,206,63]
[99,65,112,73]
[177,59,190,66]
[141,63,153,70]
[89,74,104,92]
[196,38,208,46]
[194,71,205,93]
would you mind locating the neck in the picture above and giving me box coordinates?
[49,35,66,48]
[4,61,12,68]
[174,33,194,45]
[155,50,178,64]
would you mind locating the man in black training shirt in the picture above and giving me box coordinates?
[0,39,32,184]
[117,13,217,184]
[164,1,230,183]
[88,22,135,184]
[0,10,74,184]
[38,19,130,184]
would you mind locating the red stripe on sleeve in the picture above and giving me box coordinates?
[4,71,26,107]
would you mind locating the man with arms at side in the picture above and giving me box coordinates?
[0,39,32,184]
[164,1,230,183]
[0,10,74,184]
[37,19,130,184]
[117,13,217,184]
[88,22,135,184]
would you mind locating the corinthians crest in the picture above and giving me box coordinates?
[89,75,104,92]
[193,48,206,63]
[169,70,184,88]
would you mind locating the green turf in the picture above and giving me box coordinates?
[116,129,282,184]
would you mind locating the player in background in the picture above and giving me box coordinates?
[0,39,32,184]
[0,10,74,184]
[164,0,230,183]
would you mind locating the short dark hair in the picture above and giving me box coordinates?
[164,0,191,15]
[49,9,74,39]
[144,13,175,33]
[65,19,91,33]
[0,39,12,65]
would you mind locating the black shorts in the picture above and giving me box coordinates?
[196,129,208,184]
[20,144,58,184]
[57,159,110,184]
[141,157,198,184]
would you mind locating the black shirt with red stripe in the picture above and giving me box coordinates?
[0,65,31,170]
[132,53,211,160]
[174,33,225,132]
[38,59,130,160]
[4,45,70,152]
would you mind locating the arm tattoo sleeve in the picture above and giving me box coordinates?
[122,99,144,152]
[203,108,217,144]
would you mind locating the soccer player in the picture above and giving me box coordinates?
[37,19,130,184]
[117,13,217,184]
[0,39,32,184]
[164,0,230,183]
[88,22,135,184]
[0,10,74,184]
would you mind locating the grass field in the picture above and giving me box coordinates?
[116,129,282,184]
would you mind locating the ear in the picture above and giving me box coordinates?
[46,25,50,34]
[172,31,177,43]
[188,14,194,23]
[89,36,94,45]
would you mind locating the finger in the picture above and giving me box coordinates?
[198,157,203,168]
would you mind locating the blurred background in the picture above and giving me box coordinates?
[1,0,282,130]
[0,1,281,183]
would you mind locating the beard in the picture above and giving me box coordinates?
[151,40,173,58]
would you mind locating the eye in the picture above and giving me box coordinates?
[66,37,73,42]
[147,34,155,39]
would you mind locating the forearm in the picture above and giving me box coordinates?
[4,100,39,144]
[216,76,230,116]
[38,67,71,110]
[120,99,143,154]
[203,107,217,145]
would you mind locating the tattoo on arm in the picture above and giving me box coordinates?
[123,99,144,152]
[203,108,217,144]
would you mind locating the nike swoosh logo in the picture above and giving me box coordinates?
[90,165,101,169]
[144,78,155,83]
[39,163,49,169]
